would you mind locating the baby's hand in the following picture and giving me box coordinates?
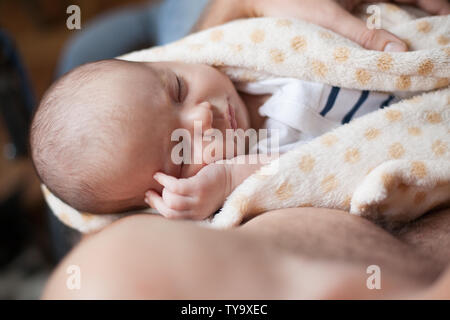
[145,163,231,221]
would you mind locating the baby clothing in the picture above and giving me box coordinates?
[238,78,399,153]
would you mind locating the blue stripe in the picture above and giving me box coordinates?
[379,95,395,109]
[342,90,369,124]
[320,86,340,116]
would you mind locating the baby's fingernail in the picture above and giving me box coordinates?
[384,42,407,52]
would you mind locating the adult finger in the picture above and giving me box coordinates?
[393,0,450,15]
[329,2,408,51]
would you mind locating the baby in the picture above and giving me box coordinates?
[31,59,396,220]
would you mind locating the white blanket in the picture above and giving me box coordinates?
[43,3,449,232]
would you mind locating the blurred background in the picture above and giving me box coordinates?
[0,0,159,299]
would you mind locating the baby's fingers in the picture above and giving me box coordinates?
[154,172,195,195]
[161,188,196,211]
[145,190,192,220]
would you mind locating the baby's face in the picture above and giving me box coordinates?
[102,60,250,207]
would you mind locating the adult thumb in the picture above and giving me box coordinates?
[356,27,408,52]
[329,3,408,52]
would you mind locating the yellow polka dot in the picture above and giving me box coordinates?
[333,47,349,63]
[298,155,315,172]
[291,36,307,53]
[408,96,422,104]
[408,127,422,136]
[432,140,447,156]
[411,161,427,178]
[319,31,333,39]
[276,19,293,27]
[230,43,243,52]
[341,195,352,209]
[275,182,293,200]
[321,175,338,193]
[417,59,434,76]
[364,128,380,140]
[312,60,328,77]
[188,43,204,51]
[437,35,449,46]
[344,148,360,164]
[377,53,393,71]
[250,29,265,43]
[239,72,257,82]
[435,78,449,89]
[270,49,285,63]
[416,21,432,33]
[388,142,405,159]
[385,109,403,122]
[396,75,411,90]
[210,29,224,42]
[355,69,371,85]
[321,134,339,147]
[444,47,450,56]
[425,111,442,124]
[414,191,427,205]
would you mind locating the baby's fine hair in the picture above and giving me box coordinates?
[30,59,134,214]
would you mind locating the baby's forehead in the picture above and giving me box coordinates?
[56,60,170,119]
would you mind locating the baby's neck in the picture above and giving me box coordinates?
[238,92,271,131]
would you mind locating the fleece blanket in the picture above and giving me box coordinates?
[43,3,449,232]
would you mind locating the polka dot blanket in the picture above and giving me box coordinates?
[43,3,449,232]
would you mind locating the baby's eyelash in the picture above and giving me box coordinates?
[175,75,187,103]
[176,76,182,102]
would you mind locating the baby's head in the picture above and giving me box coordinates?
[31,59,250,213]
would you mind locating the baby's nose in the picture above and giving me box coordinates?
[196,101,212,110]
[189,102,213,130]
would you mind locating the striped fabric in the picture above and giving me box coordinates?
[240,78,401,153]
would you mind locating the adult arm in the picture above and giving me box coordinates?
[194,0,450,51]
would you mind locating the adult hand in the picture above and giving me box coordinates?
[244,0,450,52]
